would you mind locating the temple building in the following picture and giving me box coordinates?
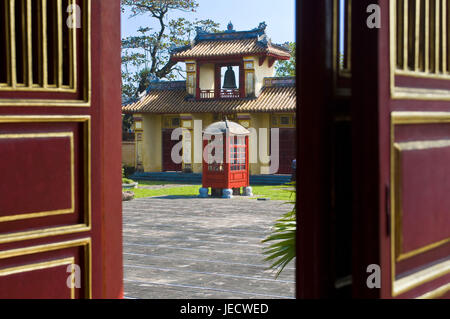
[122,22,296,175]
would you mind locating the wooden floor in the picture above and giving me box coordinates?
[122,196,295,299]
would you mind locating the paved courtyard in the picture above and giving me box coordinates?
[122,196,296,299]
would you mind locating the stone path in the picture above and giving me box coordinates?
[122,197,296,299]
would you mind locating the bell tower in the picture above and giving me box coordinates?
[170,22,291,100]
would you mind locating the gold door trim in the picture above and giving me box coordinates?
[390,111,450,297]
[0,132,75,223]
[417,282,450,299]
[394,259,450,297]
[0,238,92,298]
[0,115,91,244]
[0,0,91,107]
[0,257,76,299]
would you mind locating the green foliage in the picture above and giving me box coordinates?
[122,178,135,184]
[121,0,220,100]
[275,42,296,77]
[338,53,345,69]
[123,165,136,178]
[122,113,134,134]
[122,164,135,184]
[262,182,296,278]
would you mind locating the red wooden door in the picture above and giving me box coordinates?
[0,0,122,299]
[162,128,182,172]
[278,128,296,174]
[352,0,450,299]
[299,0,449,299]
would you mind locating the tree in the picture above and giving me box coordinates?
[122,114,134,134]
[121,0,220,100]
[275,42,296,77]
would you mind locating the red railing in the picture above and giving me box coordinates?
[199,89,241,99]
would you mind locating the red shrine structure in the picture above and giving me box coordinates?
[200,119,252,198]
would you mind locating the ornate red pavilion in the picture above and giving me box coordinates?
[200,119,252,198]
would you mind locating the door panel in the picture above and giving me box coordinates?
[0,238,91,299]
[0,117,90,243]
[390,113,450,298]
[278,128,296,174]
[162,128,182,172]
[353,0,450,299]
[0,0,122,299]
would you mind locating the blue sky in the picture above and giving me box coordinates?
[121,0,297,44]
[339,0,345,55]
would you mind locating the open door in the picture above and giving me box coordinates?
[352,0,450,298]
[299,0,449,299]
[0,0,122,298]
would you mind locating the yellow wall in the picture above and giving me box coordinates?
[199,63,215,91]
[122,142,136,167]
[249,113,271,175]
[191,113,214,173]
[246,56,275,96]
[142,114,162,172]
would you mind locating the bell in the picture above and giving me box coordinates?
[222,66,237,89]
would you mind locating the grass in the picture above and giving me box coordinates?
[124,180,295,201]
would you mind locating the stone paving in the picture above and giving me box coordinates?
[122,196,296,299]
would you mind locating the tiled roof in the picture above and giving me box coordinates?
[170,22,291,60]
[171,39,291,60]
[122,79,296,114]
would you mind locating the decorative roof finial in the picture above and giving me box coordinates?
[226,21,235,33]
[258,22,267,31]
[195,26,207,35]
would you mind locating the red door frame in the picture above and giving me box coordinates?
[94,0,123,298]
[297,0,333,298]
[350,0,382,299]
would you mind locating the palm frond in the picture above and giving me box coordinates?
[262,182,296,278]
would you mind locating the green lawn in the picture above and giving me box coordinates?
[124,181,295,201]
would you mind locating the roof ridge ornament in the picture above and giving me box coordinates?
[258,22,267,31]
[225,21,235,33]
[195,26,208,36]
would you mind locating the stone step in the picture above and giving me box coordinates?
[130,172,292,186]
